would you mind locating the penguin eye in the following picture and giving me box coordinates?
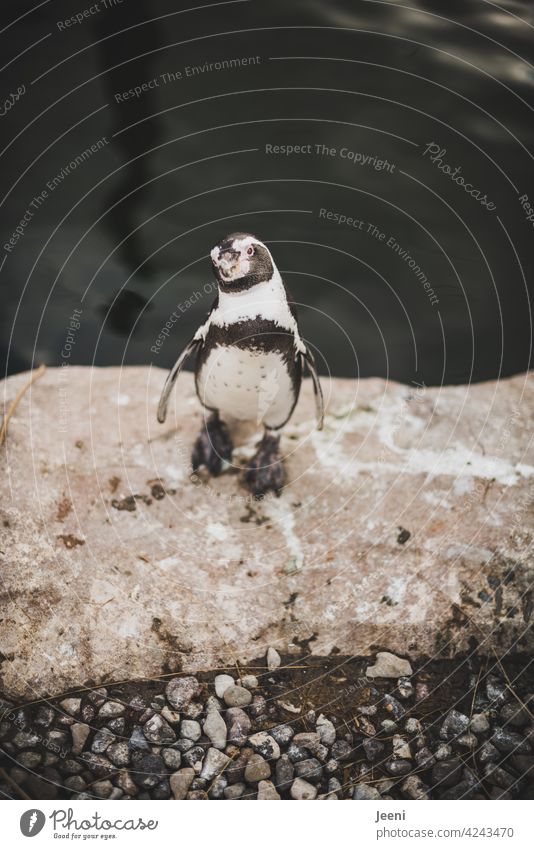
[246,245,255,256]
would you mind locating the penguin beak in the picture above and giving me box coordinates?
[214,247,240,279]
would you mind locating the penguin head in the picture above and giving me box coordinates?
[210,233,275,290]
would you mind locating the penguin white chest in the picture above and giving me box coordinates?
[198,345,294,426]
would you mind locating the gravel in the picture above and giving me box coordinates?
[223,686,252,708]
[214,675,234,699]
[203,710,227,749]
[366,652,413,679]
[4,659,533,802]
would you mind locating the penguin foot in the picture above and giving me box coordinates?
[244,431,285,498]
[192,413,233,476]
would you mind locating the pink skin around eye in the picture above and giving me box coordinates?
[246,246,254,256]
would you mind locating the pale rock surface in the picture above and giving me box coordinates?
[1,366,533,699]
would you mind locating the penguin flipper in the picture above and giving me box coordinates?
[301,346,324,430]
[157,337,201,423]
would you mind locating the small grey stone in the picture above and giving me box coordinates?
[214,674,234,698]
[166,676,201,711]
[59,698,81,716]
[250,695,267,718]
[270,724,294,746]
[375,778,395,794]
[363,738,385,763]
[18,750,42,769]
[291,777,317,799]
[203,710,227,749]
[328,777,343,794]
[325,758,339,775]
[12,731,40,749]
[434,743,452,760]
[181,719,201,741]
[470,712,490,734]
[34,706,55,727]
[71,723,90,755]
[241,675,259,690]
[440,710,470,741]
[397,677,414,699]
[478,741,500,764]
[162,748,182,770]
[316,714,336,746]
[330,740,353,762]
[358,716,376,737]
[483,763,517,790]
[170,767,195,799]
[248,731,280,760]
[93,779,113,799]
[129,726,151,751]
[129,695,147,711]
[431,758,462,788]
[415,747,436,768]
[275,754,294,791]
[381,719,398,733]
[115,770,139,796]
[59,758,83,776]
[143,714,176,745]
[64,776,87,792]
[161,707,180,725]
[287,743,311,763]
[152,779,171,799]
[200,747,231,780]
[393,735,412,760]
[224,782,246,799]
[245,753,271,783]
[439,779,476,800]
[223,686,252,707]
[98,701,125,719]
[174,738,194,753]
[402,774,430,799]
[133,754,166,788]
[182,745,205,770]
[107,742,130,767]
[294,758,322,783]
[257,779,281,799]
[366,652,413,679]
[385,758,412,776]
[405,717,422,734]
[209,775,228,799]
[91,729,115,754]
[353,782,381,799]
[313,743,329,762]
[500,703,530,728]
[226,708,251,745]
[205,696,223,713]
[267,646,281,671]
[81,705,95,723]
[486,675,507,705]
[107,717,125,735]
[384,694,405,721]
[456,733,478,749]
[87,688,107,707]
[293,731,320,749]
[491,728,531,755]
[358,704,378,716]
[80,753,115,778]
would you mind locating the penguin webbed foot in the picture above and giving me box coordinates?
[192,412,233,476]
[244,430,285,498]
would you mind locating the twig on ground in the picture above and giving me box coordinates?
[0,364,46,446]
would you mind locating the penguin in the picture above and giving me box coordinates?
[157,232,323,496]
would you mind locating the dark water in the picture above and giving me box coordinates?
[1,0,533,384]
